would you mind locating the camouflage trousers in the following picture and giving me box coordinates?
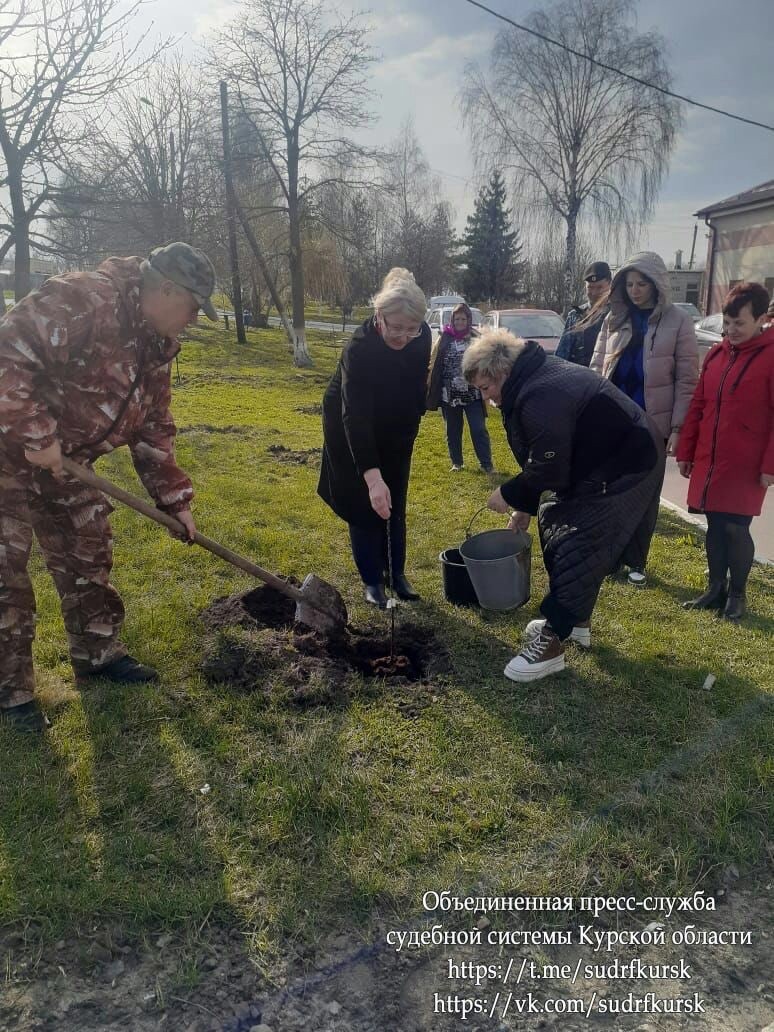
[0,460,127,709]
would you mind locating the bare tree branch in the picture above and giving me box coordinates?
[461,0,680,308]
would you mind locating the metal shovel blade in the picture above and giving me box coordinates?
[296,574,349,635]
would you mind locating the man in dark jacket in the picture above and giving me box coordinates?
[463,329,665,683]
[0,242,218,731]
[556,261,611,367]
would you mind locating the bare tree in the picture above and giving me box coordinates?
[381,120,456,294]
[0,0,167,298]
[522,240,594,313]
[461,0,680,309]
[214,0,376,367]
[51,59,212,267]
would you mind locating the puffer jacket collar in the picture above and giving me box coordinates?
[608,250,673,331]
[500,341,546,418]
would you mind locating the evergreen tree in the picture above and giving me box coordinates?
[460,172,523,305]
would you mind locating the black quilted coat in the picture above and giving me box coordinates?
[498,342,665,638]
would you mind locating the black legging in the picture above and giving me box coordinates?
[705,512,755,593]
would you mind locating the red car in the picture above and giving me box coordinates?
[482,308,565,354]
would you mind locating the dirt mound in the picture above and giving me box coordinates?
[201,584,299,631]
[177,424,261,435]
[267,443,322,466]
[199,587,449,709]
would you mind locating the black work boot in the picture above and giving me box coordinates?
[683,579,728,610]
[78,654,159,684]
[721,592,746,622]
[0,701,49,733]
[365,584,387,608]
[392,574,420,601]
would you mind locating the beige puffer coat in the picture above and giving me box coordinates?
[590,251,699,440]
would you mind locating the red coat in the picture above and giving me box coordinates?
[676,325,774,516]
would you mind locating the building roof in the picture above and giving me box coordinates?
[694,179,774,219]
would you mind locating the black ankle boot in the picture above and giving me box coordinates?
[721,591,746,622]
[0,701,49,733]
[77,654,158,684]
[392,574,420,601]
[365,583,387,608]
[683,580,728,610]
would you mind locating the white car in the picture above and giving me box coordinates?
[427,293,465,309]
[426,304,483,343]
[674,302,702,323]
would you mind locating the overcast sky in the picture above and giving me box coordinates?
[21,0,774,271]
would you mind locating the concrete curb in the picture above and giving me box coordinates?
[659,497,773,567]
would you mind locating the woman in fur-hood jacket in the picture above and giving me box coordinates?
[589,250,699,584]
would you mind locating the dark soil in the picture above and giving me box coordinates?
[173,373,262,390]
[295,403,323,416]
[199,586,450,709]
[201,585,299,631]
[178,424,263,436]
[267,444,321,466]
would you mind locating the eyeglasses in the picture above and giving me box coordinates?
[380,314,422,340]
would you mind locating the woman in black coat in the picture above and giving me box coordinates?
[318,268,431,608]
[462,329,665,683]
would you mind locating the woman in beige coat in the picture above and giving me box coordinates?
[590,251,699,585]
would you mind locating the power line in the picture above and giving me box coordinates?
[463,0,774,134]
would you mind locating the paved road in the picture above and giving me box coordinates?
[660,458,773,564]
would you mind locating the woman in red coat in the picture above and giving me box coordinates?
[676,282,774,620]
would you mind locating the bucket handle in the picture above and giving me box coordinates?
[465,504,527,541]
[465,504,496,539]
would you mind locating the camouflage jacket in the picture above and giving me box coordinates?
[0,257,192,513]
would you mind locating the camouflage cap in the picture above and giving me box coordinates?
[146,242,219,321]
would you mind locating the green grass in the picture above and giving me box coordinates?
[1,323,772,959]
[210,293,370,326]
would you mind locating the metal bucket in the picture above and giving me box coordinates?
[459,507,531,611]
[439,547,479,606]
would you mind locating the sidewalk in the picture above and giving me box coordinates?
[660,458,774,565]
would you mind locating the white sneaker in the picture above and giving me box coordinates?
[627,568,647,586]
[504,629,565,682]
[525,618,591,649]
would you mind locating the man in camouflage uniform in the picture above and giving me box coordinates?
[0,242,218,732]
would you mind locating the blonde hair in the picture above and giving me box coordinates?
[462,328,526,383]
[370,267,426,322]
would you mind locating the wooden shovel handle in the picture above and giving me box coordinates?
[61,456,304,603]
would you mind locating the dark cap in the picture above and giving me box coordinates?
[583,261,612,283]
[144,242,218,321]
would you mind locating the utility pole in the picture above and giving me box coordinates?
[688,222,698,271]
[219,80,246,345]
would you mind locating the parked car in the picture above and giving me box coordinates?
[482,308,565,354]
[673,302,702,322]
[428,293,465,309]
[695,313,723,364]
[426,304,483,344]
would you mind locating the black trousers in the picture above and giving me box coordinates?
[348,515,407,585]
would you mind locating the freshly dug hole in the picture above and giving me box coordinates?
[199,587,449,700]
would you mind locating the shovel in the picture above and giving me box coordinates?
[61,457,348,635]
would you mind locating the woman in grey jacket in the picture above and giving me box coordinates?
[590,251,699,584]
